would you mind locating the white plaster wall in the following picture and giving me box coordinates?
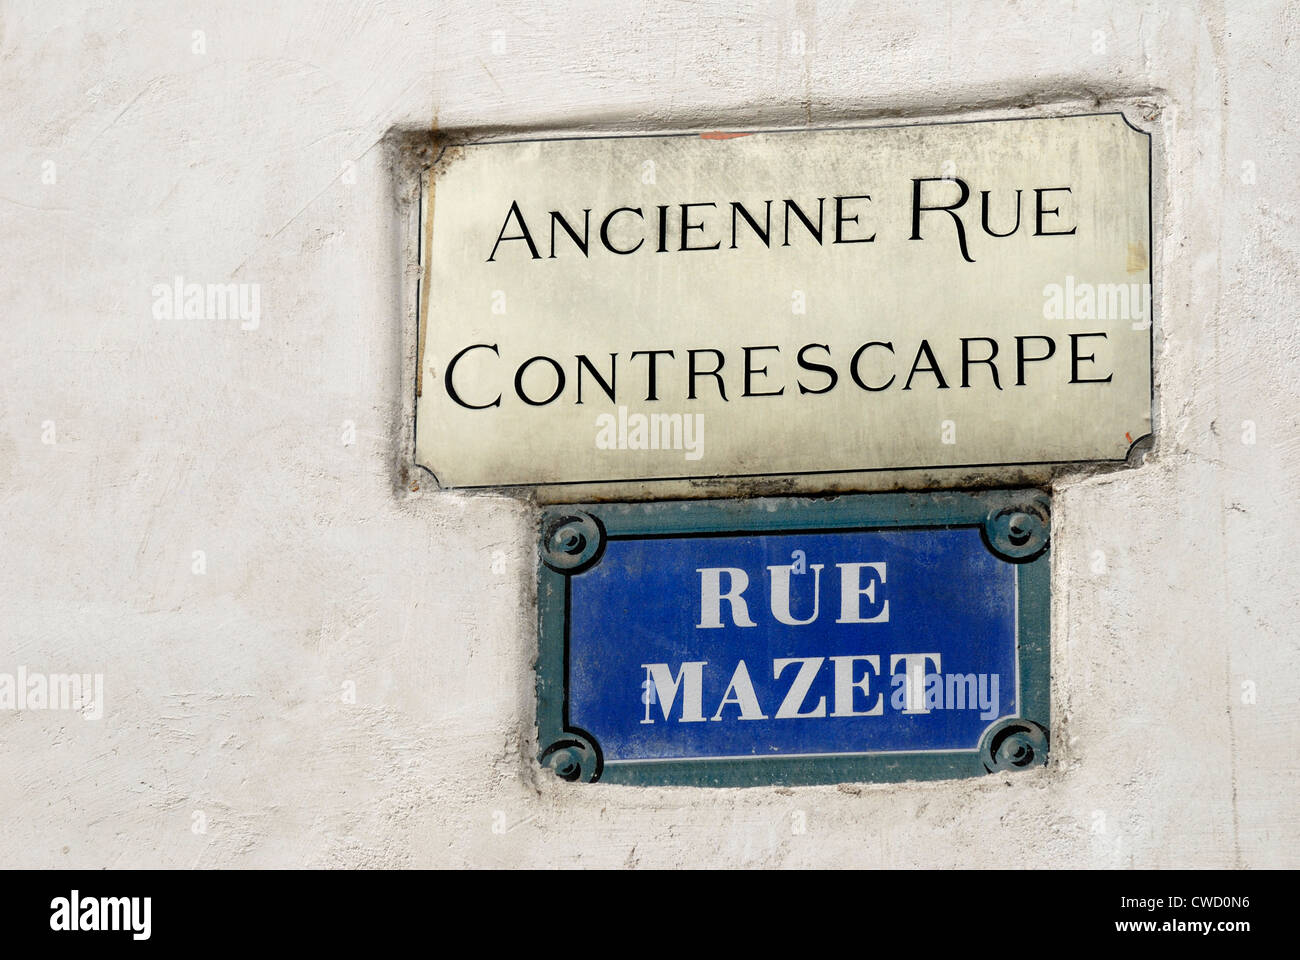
[1,0,1296,868]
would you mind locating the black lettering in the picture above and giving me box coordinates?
[910,178,975,263]
[1069,333,1112,383]
[1034,187,1077,236]
[548,209,591,257]
[513,355,566,406]
[980,189,1022,237]
[960,337,1002,389]
[444,343,502,409]
[849,341,895,391]
[796,343,838,395]
[902,340,949,390]
[742,346,784,397]
[782,198,825,246]
[600,207,645,254]
[1015,335,1056,385]
[680,202,721,251]
[487,201,541,262]
[630,349,675,400]
[688,349,728,401]
[833,195,875,244]
[575,353,617,404]
[730,201,772,248]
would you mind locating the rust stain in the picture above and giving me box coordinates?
[1126,243,1148,273]
[700,131,752,140]
[417,114,439,400]
[1126,432,1133,444]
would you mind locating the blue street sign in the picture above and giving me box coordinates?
[537,491,1051,787]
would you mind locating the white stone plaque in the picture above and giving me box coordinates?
[415,113,1152,490]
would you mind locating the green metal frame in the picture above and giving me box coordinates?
[536,489,1051,787]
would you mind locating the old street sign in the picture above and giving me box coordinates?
[416,113,1152,492]
[536,490,1050,786]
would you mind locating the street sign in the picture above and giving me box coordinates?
[536,489,1051,786]
[418,113,1152,494]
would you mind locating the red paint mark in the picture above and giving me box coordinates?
[701,131,752,140]
[1125,432,1133,444]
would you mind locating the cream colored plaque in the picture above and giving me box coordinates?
[416,114,1152,490]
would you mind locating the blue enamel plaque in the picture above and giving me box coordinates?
[537,490,1051,786]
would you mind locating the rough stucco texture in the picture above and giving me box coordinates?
[1,0,1297,868]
